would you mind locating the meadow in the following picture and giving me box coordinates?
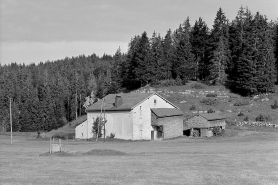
[1,130,278,185]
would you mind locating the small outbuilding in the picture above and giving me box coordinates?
[75,118,90,139]
[151,108,184,140]
[187,113,226,137]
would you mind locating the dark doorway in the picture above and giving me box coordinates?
[151,131,154,140]
[183,129,191,136]
[157,126,163,139]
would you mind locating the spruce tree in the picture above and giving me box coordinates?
[162,29,174,80]
[172,18,195,83]
[209,8,230,84]
[133,31,152,87]
[191,18,210,80]
[150,31,164,81]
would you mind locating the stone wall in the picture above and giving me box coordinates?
[157,116,183,139]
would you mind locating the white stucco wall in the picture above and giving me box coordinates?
[132,94,176,140]
[87,111,133,140]
[75,120,92,139]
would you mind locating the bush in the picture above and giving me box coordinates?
[93,117,106,138]
[271,100,278,109]
[191,83,204,89]
[234,99,250,106]
[200,98,219,106]
[207,108,215,113]
[206,93,217,97]
[212,126,224,136]
[243,116,249,121]
[237,112,244,116]
[52,132,75,139]
[255,114,272,122]
[109,133,115,138]
[189,105,196,110]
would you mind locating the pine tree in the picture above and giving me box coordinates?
[172,17,195,83]
[110,47,124,93]
[252,12,276,93]
[274,22,278,83]
[123,35,141,90]
[133,31,152,86]
[209,8,230,84]
[162,29,174,80]
[230,8,276,95]
[210,36,230,83]
[150,31,164,81]
[191,18,210,80]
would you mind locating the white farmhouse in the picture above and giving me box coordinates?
[75,92,184,140]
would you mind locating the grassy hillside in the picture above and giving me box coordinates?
[47,81,278,137]
[45,115,87,138]
[134,81,278,124]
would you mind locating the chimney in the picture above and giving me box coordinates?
[115,95,122,108]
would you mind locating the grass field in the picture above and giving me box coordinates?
[1,130,278,185]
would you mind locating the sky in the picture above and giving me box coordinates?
[0,0,277,65]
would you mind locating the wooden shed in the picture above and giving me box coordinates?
[151,108,184,140]
[187,113,226,137]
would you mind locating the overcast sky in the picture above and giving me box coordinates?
[0,0,277,65]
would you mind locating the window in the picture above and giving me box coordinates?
[154,99,157,106]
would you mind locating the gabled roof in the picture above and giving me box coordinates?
[151,108,184,118]
[86,93,179,112]
[75,117,87,127]
[199,113,225,121]
[86,93,153,112]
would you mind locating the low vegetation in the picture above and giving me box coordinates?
[206,93,217,97]
[200,98,219,106]
[271,100,278,109]
[207,108,215,113]
[234,99,250,106]
[255,114,272,122]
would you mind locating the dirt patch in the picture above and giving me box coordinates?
[83,149,127,156]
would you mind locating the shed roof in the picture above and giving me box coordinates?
[199,113,226,121]
[151,108,184,118]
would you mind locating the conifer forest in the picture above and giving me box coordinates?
[1,7,278,132]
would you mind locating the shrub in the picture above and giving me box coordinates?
[191,83,204,89]
[93,117,106,138]
[189,105,196,110]
[52,132,75,139]
[237,112,244,116]
[255,114,272,122]
[271,100,278,109]
[109,133,115,138]
[207,108,215,113]
[212,126,224,136]
[234,99,250,106]
[243,116,249,121]
[206,93,217,97]
[200,98,219,106]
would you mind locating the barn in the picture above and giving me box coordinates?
[151,108,184,140]
[76,92,183,140]
[187,113,226,137]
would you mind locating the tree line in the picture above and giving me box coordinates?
[0,7,277,132]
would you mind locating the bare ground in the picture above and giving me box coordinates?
[1,130,278,185]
